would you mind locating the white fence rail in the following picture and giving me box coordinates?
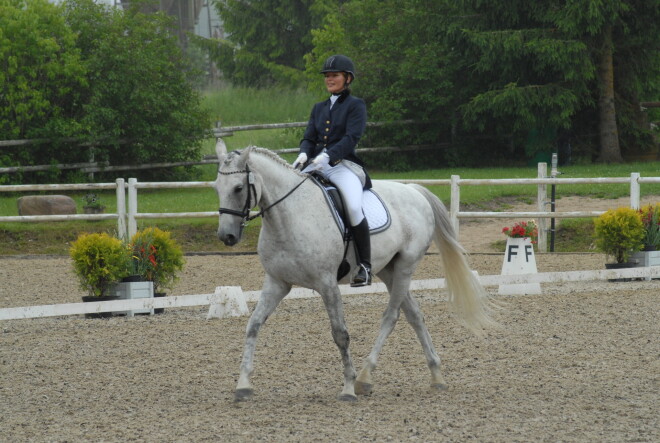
[1,166,659,252]
[2,266,658,321]
[0,179,128,238]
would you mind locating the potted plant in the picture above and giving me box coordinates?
[630,204,660,271]
[70,233,129,298]
[593,207,645,266]
[130,227,185,313]
[82,193,106,214]
[502,220,539,244]
[639,203,660,251]
[70,233,130,316]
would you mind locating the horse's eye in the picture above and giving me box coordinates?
[234,185,243,194]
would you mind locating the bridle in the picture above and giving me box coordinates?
[217,163,310,226]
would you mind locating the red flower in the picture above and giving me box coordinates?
[502,220,538,243]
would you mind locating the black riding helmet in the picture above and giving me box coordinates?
[320,55,356,82]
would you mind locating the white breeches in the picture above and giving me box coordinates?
[318,162,365,226]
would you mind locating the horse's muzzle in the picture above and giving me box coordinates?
[218,231,239,246]
[218,222,243,246]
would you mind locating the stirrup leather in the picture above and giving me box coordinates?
[351,263,372,287]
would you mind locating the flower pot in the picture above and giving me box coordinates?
[154,292,166,314]
[82,295,121,318]
[111,280,154,316]
[83,205,105,214]
[630,250,660,281]
[121,275,144,282]
[605,262,635,282]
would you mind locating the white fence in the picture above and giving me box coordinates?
[1,166,659,252]
[0,179,128,238]
[1,266,658,321]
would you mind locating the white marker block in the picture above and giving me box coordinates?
[499,237,542,295]
[207,286,249,319]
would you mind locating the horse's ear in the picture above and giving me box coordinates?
[243,145,255,157]
[239,146,255,165]
[215,138,227,164]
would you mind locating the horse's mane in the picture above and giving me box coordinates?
[247,146,307,177]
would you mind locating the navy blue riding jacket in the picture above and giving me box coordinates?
[299,90,371,189]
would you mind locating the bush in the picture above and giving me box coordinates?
[1,0,211,184]
[130,227,185,293]
[639,203,660,250]
[593,207,645,263]
[70,233,128,297]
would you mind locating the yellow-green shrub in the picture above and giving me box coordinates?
[594,207,644,263]
[70,233,129,297]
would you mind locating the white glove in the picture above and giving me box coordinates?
[303,153,330,173]
[312,152,330,168]
[292,153,307,169]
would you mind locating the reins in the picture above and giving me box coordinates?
[218,163,310,226]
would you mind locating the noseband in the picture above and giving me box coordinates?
[218,164,309,226]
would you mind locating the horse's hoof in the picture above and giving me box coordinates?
[234,388,253,402]
[431,383,448,391]
[337,393,358,402]
[355,381,373,396]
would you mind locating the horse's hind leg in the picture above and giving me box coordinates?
[235,274,290,401]
[400,293,447,390]
[319,284,357,402]
[355,267,408,395]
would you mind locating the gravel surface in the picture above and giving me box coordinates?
[1,196,658,442]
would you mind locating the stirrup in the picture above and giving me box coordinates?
[351,264,372,287]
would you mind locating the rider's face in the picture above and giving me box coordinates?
[325,72,348,94]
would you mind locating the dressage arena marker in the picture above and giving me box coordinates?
[499,238,542,296]
[207,286,249,319]
[0,266,658,321]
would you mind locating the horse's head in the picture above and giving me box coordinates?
[215,147,260,246]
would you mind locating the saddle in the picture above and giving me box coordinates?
[309,173,391,239]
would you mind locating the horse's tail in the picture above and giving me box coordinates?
[409,184,499,336]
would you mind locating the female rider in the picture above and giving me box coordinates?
[292,55,372,287]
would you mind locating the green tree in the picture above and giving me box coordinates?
[0,0,86,141]
[201,0,342,87]
[64,0,210,178]
[552,0,660,162]
[1,0,210,183]
[312,0,659,166]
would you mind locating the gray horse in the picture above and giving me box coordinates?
[215,146,496,401]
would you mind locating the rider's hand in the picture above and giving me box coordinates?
[312,153,330,168]
[292,153,307,169]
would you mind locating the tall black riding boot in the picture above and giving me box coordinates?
[351,218,372,287]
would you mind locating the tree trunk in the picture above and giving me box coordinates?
[596,25,623,163]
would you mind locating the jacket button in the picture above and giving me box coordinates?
[326,120,330,124]
[323,136,327,140]
[325,128,329,132]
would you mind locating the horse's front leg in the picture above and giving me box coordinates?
[319,283,357,402]
[235,274,290,401]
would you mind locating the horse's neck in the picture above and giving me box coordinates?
[249,151,337,248]
[250,152,314,219]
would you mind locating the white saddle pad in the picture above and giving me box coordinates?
[320,185,391,235]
